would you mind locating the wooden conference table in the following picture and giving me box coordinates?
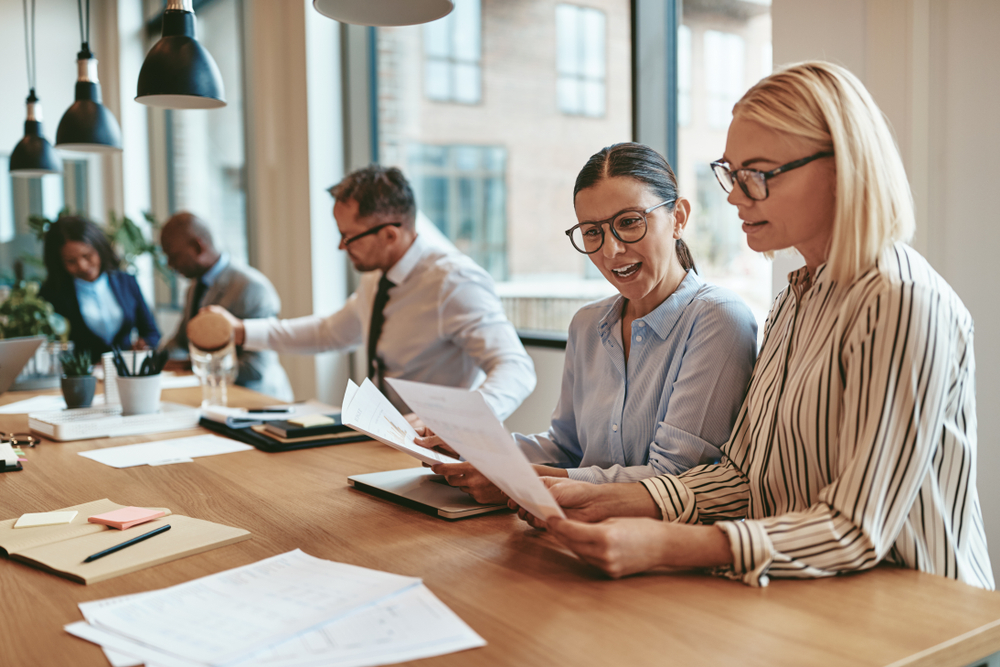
[3,385,1000,667]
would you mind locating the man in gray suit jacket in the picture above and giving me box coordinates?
[160,212,293,401]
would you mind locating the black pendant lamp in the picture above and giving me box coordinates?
[56,0,123,153]
[11,0,61,177]
[136,0,226,109]
[313,0,454,26]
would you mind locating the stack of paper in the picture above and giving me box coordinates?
[341,379,459,466]
[67,549,485,667]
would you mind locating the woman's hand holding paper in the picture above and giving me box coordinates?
[544,518,732,579]
[413,429,460,459]
[512,477,663,529]
[430,461,507,504]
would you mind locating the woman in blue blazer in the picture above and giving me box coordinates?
[40,216,160,362]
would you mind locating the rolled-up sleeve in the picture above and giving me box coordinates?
[439,271,535,421]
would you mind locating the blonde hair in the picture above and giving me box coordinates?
[733,61,914,284]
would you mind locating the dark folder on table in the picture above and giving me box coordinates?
[199,417,369,452]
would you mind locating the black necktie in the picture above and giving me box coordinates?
[190,279,208,321]
[367,275,395,382]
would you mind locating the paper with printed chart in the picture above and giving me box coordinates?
[341,378,459,466]
[386,378,566,521]
[80,549,421,666]
[67,552,484,667]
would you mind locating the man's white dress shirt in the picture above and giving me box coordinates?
[242,234,536,420]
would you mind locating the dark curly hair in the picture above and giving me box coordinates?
[42,215,121,289]
[328,165,416,228]
[574,142,696,273]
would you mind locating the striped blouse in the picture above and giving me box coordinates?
[640,243,994,589]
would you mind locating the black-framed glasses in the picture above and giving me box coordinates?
[564,199,675,255]
[340,222,403,247]
[1,432,39,448]
[710,151,834,201]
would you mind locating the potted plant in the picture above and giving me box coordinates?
[59,348,96,409]
[0,281,71,390]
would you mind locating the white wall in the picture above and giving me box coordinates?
[773,0,1000,583]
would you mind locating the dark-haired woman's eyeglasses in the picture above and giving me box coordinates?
[565,199,675,255]
[710,151,834,201]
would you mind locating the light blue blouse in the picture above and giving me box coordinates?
[74,273,124,346]
[514,270,758,483]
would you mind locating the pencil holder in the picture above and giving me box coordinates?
[116,374,162,416]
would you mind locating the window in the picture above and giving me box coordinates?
[556,4,606,117]
[678,2,772,341]
[408,144,507,279]
[62,158,89,217]
[677,24,692,127]
[145,0,248,316]
[423,0,482,104]
[704,30,745,130]
[377,1,631,334]
[0,157,94,284]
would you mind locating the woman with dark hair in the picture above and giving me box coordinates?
[40,215,160,361]
[419,142,758,502]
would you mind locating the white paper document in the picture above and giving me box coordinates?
[66,549,483,667]
[77,434,252,468]
[0,393,107,414]
[341,379,458,466]
[0,394,69,413]
[386,378,565,521]
[78,595,144,667]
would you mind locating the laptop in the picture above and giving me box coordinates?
[348,467,508,520]
[0,337,45,395]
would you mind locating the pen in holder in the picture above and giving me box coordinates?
[108,348,169,415]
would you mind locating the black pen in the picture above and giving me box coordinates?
[245,408,293,414]
[83,524,171,563]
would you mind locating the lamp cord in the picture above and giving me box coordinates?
[22,0,36,94]
[77,0,91,55]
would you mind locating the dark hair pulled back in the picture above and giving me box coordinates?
[574,142,696,272]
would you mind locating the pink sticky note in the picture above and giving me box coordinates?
[88,506,166,530]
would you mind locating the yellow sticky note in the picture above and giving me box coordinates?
[287,414,335,428]
[14,511,79,528]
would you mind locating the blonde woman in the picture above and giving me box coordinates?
[521,61,994,590]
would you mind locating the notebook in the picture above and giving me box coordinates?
[348,468,508,520]
[0,499,250,584]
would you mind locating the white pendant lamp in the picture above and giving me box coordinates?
[313,0,454,26]
[136,0,226,109]
[56,0,123,153]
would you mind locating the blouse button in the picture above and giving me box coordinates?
[612,424,618,432]
[635,336,643,342]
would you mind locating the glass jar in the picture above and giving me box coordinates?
[187,311,238,408]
